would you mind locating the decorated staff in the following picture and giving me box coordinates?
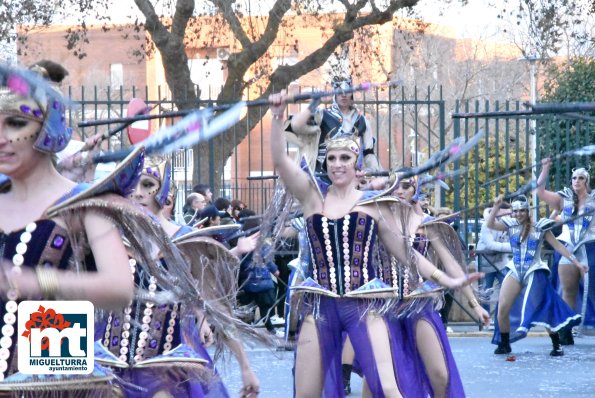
[452,101,595,122]
[79,79,401,128]
[482,143,595,187]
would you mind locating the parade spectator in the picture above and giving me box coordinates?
[193,183,213,204]
[231,199,247,222]
[183,192,206,225]
[477,203,512,318]
[215,197,235,225]
[201,204,223,228]
[237,209,280,334]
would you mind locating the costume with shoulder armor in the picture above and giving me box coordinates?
[492,197,581,347]
[0,64,168,396]
[551,172,595,328]
[286,135,431,397]
[95,157,256,397]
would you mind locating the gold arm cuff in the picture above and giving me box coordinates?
[468,297,480,309]
[430,269,444,284]
[35,267,60,299]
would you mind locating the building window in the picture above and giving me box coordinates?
[110,64,123,87]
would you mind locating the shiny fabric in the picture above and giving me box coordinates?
[0,63,71,153]
[305,211,378,295]
[551,241,595,328]
[302,297,422,398]
[492,270,581,344]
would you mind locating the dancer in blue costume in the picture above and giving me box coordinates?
[269,91,481,398]
[98,156,261,398]
[537,158,595,344]
[0,63,135,395]
[487,194,584,356]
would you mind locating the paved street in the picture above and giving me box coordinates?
[218,327,595,397]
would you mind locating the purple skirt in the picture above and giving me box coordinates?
[299,296,426,398]
[391,307,465,398]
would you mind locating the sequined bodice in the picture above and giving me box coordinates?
[100,259,182,366]
[559,188,595,246]
[306,211,377,296]
[0,220,76,379]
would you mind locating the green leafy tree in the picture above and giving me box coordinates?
[445,137,528,212]
[539,57,595,190]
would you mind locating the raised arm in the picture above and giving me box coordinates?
[269,92,317,206]
[486,195,508,232]
[537,158,563,210]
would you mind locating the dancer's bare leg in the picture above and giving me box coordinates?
[366,315,402,398]
[295,315,323,398]
[415,319,448,398]
[558,263,581,309]
[497,276,522,333]
[342,336,355,363]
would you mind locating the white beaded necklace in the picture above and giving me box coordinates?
[0,222,36,380]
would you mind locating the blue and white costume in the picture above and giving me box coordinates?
[492,216,581,345]
[554,186,595,327]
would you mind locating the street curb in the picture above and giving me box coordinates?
[448,331,550,337]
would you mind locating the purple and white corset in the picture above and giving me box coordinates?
[305,211,378,296]
[100,263,182,366]
[0,220,76,380]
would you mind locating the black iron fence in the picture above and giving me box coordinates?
[67,84,590,245]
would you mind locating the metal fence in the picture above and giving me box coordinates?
[67,84,588,244]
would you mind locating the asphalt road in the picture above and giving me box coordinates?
[218,330,595,397]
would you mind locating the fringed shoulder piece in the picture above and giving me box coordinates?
[356,173,400,205]
[47,194,201,309]
[47,145,144,217]
[421,222,466,268]
[174,235,273,358]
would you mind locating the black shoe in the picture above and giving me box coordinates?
[550,348,564,357]
[559,329,574,346]
[342,364,352,395]
[344,382,351,395]
[494,344,512,354]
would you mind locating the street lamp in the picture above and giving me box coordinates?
[526,52,540,221]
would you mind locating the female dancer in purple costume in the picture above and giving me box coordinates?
[106,157,260,398]
[0,64,132,392]
[269,91,481,398]
[537,158,595,344]
[388,176,489,398]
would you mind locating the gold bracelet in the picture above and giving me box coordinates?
[468,297,480,309]
[36,267,60,299]
[430,269,443,283]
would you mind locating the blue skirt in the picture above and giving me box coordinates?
[492,269,581,345]
[550,241,595,328]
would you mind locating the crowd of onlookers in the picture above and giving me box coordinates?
[172,183,286,336]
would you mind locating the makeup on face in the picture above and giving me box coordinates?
[0,115,41,144]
